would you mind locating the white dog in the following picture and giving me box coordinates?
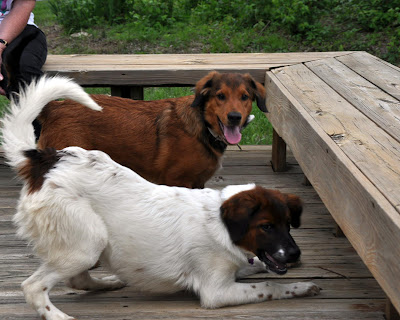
[1,77,320,320]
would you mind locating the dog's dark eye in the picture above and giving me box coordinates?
[241,94,249,101]
[261,224,274,232]
[217,93,225,101]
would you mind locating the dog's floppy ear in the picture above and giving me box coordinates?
[220,195,257,243]
[243,73,268,113]
[285,194,303,228]
[191,71,219,108]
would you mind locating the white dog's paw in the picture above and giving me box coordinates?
[39,305,76,320]
[290,282,321,297]
[284,282,321,298]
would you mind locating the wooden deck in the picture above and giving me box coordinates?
[0,146,386,319]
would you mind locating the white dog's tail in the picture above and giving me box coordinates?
[1,76,102,170]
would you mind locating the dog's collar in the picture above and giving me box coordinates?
[208,127,220,140]
[206,127,227,153]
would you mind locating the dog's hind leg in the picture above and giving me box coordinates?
[22,239,109,319]
[65,271,125,291]
[20,199,110,319]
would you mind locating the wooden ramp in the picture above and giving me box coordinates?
[0,146,386,319]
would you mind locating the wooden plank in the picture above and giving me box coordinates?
[43,52,355,86]
[216,165,303,175]
[44,67,271,86]
[0,300,386,320]
[306,57,400,142]
[272,63,400,214]
[43,52,355,67]
[265,69,400,314]
[337,52,400,100]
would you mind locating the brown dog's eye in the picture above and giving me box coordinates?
[217,93,225,101]
[261,224,274,232]
[241,94,249,101]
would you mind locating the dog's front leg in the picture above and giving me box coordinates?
[200,280,320,308]
[235,257,267,278]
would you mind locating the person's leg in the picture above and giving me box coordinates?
[1,25,47,96]
[1,25,47,138]
[18,27,47,138]
[16,26,47,89]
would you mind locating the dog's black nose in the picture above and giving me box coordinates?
[287,246,301,263]
[227,112,242,125]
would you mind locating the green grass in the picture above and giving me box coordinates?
[33,1,57,27]
[241,107,273,145]
[144,87,193,100]
[0,96,8,117]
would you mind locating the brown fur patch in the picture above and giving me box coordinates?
[18,148,60,194]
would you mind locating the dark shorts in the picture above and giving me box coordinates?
[1,24,47,97]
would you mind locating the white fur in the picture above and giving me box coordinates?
[1,77,319,320]
[1,76,101,168]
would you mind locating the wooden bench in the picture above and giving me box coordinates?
[42,51,400,318]
[265,51,400,319]
[42,52,353,98]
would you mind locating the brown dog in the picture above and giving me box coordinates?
[37,72,267,188]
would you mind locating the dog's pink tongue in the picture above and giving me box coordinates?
[223,125,242,144]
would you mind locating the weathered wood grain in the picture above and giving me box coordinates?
[0,301,385,320]
[306,57,400,142]
[44,52,354,67]
[43,52,355,86]
[272,63,400,214]
[337,52,400,100]
[266,68,400,314]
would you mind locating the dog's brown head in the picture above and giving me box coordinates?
[191,72,267,145]
[221,186,302,275]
